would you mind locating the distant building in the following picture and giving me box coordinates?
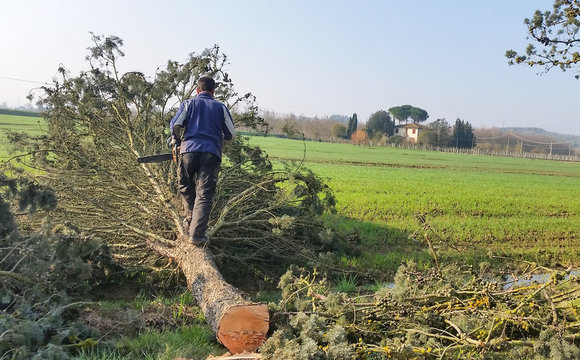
[394,123,426,143]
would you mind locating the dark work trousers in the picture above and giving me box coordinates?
[178,152,221,240]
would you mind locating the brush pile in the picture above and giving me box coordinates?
[263,262,580,359]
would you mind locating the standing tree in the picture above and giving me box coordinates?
[331,123,347,139]
[346,113,358,138]
[21,34,335,354]
[388,105,413,124]
[451,118,476,149]
[389,105,429,124]
[281,118,301,139]
[409,106,429,124]
[366,110,394,138]
[350,129,368,146]
[420,118,452,147]
[506,0,580,78]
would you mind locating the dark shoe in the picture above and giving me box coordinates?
[191,236,210,247]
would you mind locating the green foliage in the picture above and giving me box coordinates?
[270,264,580,359]
[365,110,393,138]
[418,118,452,147]
[386,134,404,145]
[388,105,413,124]
[331,123,347,139]
[451,118,476,148]
[388,105,429,124]
[334,273,358,293]
[408,106,429,124]
[506,0,580,78]
[346,113,358,139]
[76,349,128,360]
[261,314,353,360]
[0,170,115,359]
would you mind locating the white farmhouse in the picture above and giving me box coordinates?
[394,123,426,143]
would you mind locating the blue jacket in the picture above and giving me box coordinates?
[170,93,236,158]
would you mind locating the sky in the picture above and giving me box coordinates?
[1,0,579,135]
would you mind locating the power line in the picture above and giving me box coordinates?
[508,132,579,145]
[0,75,48,85]
[475,133,509,140]
[476,131,579,144]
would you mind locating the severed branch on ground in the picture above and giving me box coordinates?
[264,262,580,359]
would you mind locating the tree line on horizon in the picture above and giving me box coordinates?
[253,105,578,155]
[4,103,573,155]
[256,106,479,149]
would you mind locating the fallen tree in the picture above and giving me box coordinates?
[16,34,336,353]
[149,240,269,353]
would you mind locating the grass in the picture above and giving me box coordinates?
[248,135,580,273]
[75,290,223,360]
[0,113,46,136]
[334,273,358,293]
[115,325,220,360]
[0,113,46,160]
[4,115,579,273]
[76,325,221,360]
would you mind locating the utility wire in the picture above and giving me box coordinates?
[476,131,579,144]
[475,133,509,140]
[508,132,579,145]
[0,75,48,85]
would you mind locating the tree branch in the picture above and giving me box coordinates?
[0,270,34,284]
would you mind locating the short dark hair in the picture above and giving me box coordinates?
[197,76,216,92]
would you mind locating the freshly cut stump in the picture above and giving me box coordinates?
[217,304,269,354]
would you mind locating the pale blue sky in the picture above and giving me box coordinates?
[1,1,579,134]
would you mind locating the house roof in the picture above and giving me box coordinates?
[395,123,426,129]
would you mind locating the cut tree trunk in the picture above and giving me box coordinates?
[147,239,269,354]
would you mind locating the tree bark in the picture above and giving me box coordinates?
[147,238,269,354]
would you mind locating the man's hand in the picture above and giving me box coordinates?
[173,124,184,144]
[172,143,180,164]
[167,136,181,163]
[167,135,181,148]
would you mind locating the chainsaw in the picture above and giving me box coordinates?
[137,141,179,164]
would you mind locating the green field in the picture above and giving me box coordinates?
[0,113,46,159]
[3,116,579,276]
[248,135,580,274]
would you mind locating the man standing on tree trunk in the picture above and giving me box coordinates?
[170,76,236,246]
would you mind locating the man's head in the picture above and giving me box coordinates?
[197,76,216,95]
